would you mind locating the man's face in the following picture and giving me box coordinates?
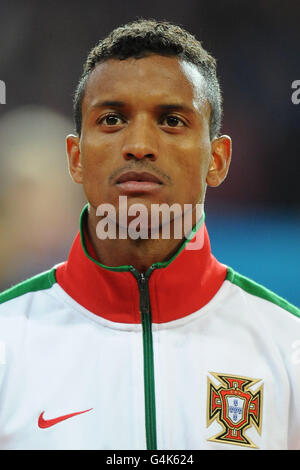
[67,54,231,225]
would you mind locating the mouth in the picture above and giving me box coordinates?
[115,171,163,193]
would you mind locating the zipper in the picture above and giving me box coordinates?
[131,267,157,450]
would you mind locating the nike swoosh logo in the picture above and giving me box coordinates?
[38,408,93,428]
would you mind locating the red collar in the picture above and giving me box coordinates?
[56,206,227,324]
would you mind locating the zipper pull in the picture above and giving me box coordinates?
[139,273,149,315]
[139,273,145,292]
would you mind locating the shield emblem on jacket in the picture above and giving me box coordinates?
[207,372,263,448]
[226,396,245,425]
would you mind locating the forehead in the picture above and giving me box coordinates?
[82,55,208,112]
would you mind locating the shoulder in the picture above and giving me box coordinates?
[225,266,300,319]
[0,268,57,306]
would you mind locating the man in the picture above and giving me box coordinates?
[0,19,299,450]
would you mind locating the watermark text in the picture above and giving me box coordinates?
[0,80,6,104]
[95,196,205,250]
[291,80,300,105]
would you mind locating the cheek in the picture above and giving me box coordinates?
[174,143,209,183]
[170,140,211,203]
[81,137,112,178]
[79,139,111,207]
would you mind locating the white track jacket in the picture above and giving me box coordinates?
[0,206,300,450]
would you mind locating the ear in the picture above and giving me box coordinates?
[206,135,232,187]
[66,134,83,184]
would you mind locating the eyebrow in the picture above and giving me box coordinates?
[91,100,126,109]
[90,101,195,114]
[157,104,195,114]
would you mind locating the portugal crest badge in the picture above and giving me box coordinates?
[207,372,263,448]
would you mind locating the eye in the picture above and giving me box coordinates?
[160,115,186,127]
[98,113,125,126]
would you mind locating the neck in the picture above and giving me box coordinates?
[86,204,203,273]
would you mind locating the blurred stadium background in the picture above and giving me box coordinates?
[0,0,299,306]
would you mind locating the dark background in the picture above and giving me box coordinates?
[0,0,299,304]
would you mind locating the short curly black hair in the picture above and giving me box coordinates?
[73,19,222,139]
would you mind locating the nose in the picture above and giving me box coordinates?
[121,116,158,162]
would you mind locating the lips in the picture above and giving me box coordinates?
[115,171,163,194]
[116,171,163,185]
